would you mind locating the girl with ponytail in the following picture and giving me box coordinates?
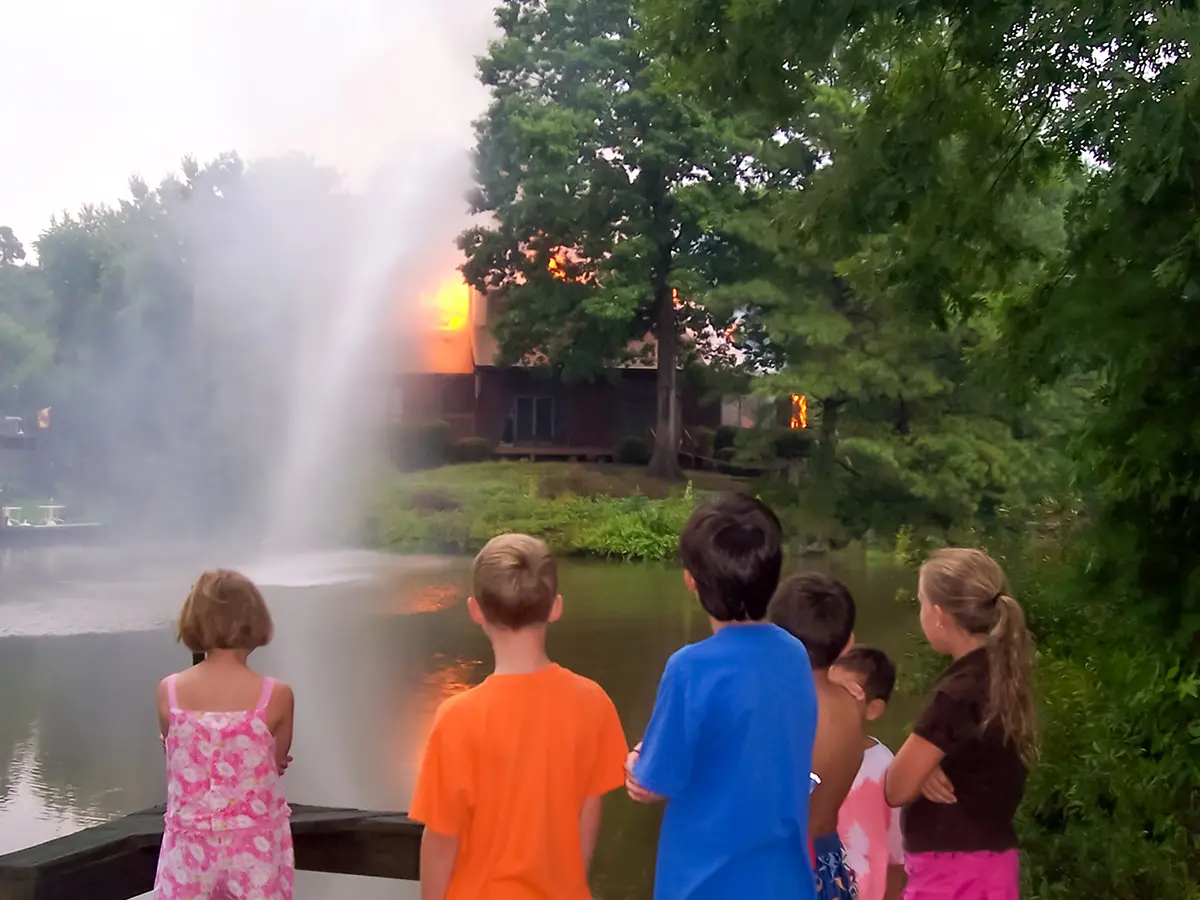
[884,548,1035,900]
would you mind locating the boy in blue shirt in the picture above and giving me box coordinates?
[625,493,819,900]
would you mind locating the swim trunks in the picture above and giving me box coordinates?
[814,832,859,900]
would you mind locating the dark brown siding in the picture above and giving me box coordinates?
[397,368,720,449]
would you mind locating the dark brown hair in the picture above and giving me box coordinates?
[472,533,558,629]
[920,548,1037,765]
[679,493,782,622]
[177,569,273,653]
[768,572,856,668]
[833,646,896,704]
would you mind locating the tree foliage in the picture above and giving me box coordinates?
[0,154,351,529]
[643,0,1200,629]
[460,0,774,477]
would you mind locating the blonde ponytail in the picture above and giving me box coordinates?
[986,592,1038,765]
[921,549,1038,765]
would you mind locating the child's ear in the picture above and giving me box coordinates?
[467,596,486,626]
[548,594,563,623]
[865,699,887,722]
[683,570,697,594]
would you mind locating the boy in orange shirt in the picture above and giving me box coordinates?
[410,533,629,900]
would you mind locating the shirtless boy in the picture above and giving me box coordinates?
[769,572,864,900]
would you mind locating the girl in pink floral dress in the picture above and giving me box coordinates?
[155,569,296,900]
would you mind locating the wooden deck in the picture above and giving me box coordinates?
[0,805,423,900]
[0,523,107,547]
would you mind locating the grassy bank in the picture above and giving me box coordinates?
[364,461,747,561]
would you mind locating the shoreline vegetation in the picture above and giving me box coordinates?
[364,461,744,562]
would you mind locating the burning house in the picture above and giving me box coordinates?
[393,273,723,458]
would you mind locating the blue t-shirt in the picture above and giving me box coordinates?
[634,622,818,900]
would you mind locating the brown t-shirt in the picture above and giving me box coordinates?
[901,648,1026,854]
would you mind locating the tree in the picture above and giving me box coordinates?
[688,33,1070,537]
[644,0,1200,626]
[0,226,25,266]
[460,0,767,478]
[2,153,351,528]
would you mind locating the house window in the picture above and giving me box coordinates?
[513,395,554,443]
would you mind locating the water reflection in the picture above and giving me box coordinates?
[0,547,917,900]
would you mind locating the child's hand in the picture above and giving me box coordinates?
[278,755,293,775]
[624,745,662,804]
[829,667,866,702]
[920,766,956,804]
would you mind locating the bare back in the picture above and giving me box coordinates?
[157,660,294,758]
[810,675,865,837]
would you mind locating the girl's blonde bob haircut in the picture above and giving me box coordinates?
[177,569,273,653]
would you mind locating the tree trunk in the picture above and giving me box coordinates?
[647,282,683,480]
[815,398,842,478]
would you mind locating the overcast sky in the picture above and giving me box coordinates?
[0,0,497,247]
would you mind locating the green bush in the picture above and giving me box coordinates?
[572,487,694,560]
[615,435,651,465]
[392,421,450,470]
[1013,560,1200,900]
[367,462,710,561]
[449,437,493,463]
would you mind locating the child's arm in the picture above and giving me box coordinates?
[581,688,629,865]
[629,657,695,803]
[884,734,945,807]
[579,795,603,871]
[268,681,295,774]
[156,678,170,748]
[410,702,472,898]
[625,742,663,804]
[420,828,459,900]
[887,688,968,807]
[883,802,906,899]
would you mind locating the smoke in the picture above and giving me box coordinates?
[14,0,498,543]
[188,0,496,187]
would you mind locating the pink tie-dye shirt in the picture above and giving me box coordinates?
[837,739,904,900]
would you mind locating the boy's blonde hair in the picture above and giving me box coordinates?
[472,533,557,629]
[177,569,273,653]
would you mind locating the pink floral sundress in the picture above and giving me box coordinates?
[154,673,294,899]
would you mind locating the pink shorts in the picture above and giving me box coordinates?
[902,850,1019,900]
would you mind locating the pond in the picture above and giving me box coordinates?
[0,544,918,899]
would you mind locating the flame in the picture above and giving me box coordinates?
[673,287,682,308]
[419,275,469,331]
[548,249,570,280]
[790,394,808,430]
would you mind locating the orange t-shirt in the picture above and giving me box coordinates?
[409,663,628,900]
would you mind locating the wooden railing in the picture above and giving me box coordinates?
[0,804,423,900]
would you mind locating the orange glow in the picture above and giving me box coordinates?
[673,287,682,308]
[419,275,470,331]
[548,248,570,280]
[790,394,808,430]
[402,582,462,615]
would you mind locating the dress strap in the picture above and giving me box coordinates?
[255,676,276,711]
[166,673,179,710]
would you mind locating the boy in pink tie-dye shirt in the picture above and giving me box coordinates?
[833,648,906,900]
